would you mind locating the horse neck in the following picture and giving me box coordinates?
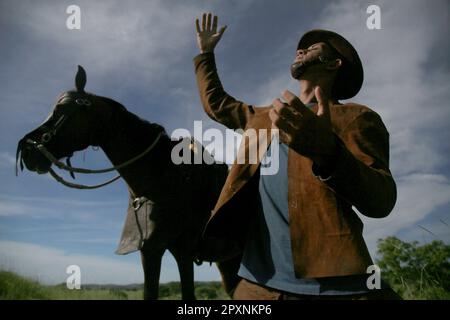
[98,106,170,197]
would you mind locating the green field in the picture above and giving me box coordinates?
[2,237,449,300]
[0,270,229,300]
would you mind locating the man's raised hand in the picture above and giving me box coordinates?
[195,13,227,54]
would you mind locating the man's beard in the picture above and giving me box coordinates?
[290,61,307,79]
[290,56,327,79]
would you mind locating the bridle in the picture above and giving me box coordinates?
[17,93,163,189]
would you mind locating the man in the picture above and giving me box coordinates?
[193,13,399,300]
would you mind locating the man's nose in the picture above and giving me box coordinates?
[296,49,307,57]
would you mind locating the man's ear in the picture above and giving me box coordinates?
[326,58,342,71]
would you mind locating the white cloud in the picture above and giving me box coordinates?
[0,201,28,217]
[253,73,298,107]
[399,215,450,245]
[6,1,197,74]
[0,0,205,127]
[0,199,64,217]
[0,241,221,285]
[362,173,450,254]
[0,240,143,285]
[0,195,123,218]
[1,194,123,208]
[0,152,15,170]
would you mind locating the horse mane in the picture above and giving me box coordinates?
[99,96,167,142]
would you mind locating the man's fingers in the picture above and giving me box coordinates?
[270,105,299,131]
[202,13,207,30]
[212,15,218,33]
[206,13,212,30]
[198,13,224,34]
[218,25,227,36]
[272,98,300,121]
[195,18,201,33]
[269,109,295,143]
[282,90,310,115]
[315,86,330,118]
[272,98,285,113]
[269,108,278,124]
[270,108,291,132]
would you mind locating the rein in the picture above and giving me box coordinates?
[48,168,121,189]
[25,131,162,189]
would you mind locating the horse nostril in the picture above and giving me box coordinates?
[22,143,36,156]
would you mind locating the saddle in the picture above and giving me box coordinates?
[115,137,231,260]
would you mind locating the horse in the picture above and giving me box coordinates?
[16,66,230,300]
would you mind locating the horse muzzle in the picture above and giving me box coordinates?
[17,138,52,174]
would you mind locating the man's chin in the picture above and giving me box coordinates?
[290,62,306,79]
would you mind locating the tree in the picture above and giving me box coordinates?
[376,237,450,299]
[195,286,218,300]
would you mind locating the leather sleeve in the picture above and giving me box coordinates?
[313,110,397,218]
[193,53,256,130]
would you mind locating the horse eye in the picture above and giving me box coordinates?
[83,99,92,106]
[41,132,52,143]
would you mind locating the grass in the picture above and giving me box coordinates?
[0,270,50,300]
[2,270,448,300]
[388,277,450,300]
[0,271,229,300]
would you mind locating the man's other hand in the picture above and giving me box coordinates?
[269,88,339,168]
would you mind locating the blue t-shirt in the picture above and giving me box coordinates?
[238,138,372,295]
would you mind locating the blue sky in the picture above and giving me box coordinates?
[0,0,449,285]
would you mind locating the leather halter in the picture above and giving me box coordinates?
[21,93,163,189]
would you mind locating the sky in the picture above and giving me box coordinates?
[0,0,449,285]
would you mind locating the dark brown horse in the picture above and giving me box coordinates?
[16,66,230,300]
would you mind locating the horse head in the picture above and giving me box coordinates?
[17,66,112,175]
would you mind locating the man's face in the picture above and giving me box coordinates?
[291,41,340,80]
[294,42,330,65]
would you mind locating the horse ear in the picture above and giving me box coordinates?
[75,65,87,93]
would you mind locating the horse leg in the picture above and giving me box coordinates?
[140,247,165,300]
[170,245,196,300]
